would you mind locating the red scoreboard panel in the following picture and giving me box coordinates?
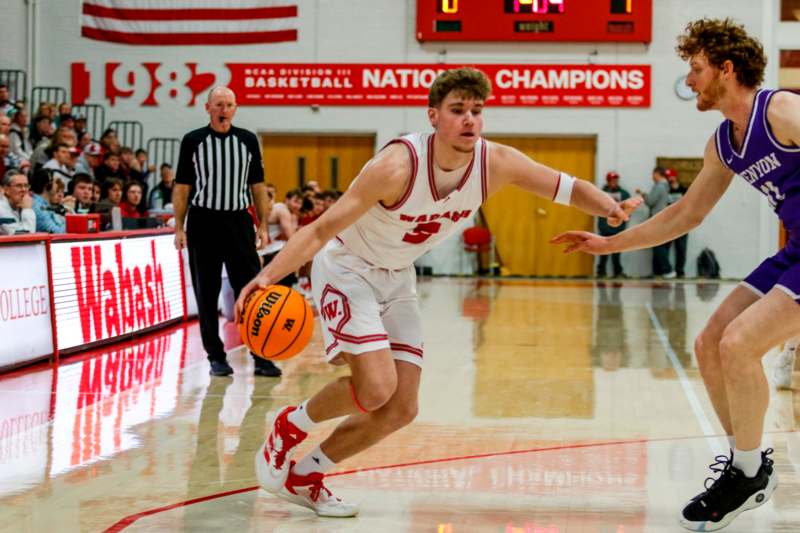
[416,0,652,43]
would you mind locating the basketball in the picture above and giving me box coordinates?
[238,285,314,361]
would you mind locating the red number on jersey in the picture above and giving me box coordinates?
[402,221,442,244]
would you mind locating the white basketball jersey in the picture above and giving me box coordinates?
[337,132,489,270]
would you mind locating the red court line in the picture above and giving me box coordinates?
[103,430,800,532]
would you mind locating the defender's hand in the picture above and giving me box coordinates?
[550,231,613,255]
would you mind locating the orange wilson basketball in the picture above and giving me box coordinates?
[238,285,314,361]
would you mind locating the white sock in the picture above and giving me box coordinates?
[732,446,762,478]
[287,400,317,433]
[727,436,735,452]
[293,444,336,476]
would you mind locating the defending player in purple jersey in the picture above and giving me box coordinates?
[552,18,800,532]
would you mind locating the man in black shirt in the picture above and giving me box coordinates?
[173,86,280,377]
[597,171,631,278]
[665,168,689,277]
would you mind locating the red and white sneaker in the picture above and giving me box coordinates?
[255,406,308,493]
[277,462,359,517]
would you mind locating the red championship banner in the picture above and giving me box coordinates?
[227,63,650,107]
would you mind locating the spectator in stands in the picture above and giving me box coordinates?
[91,180,101,204]
[59,114,75,131]
[74,114,87,138]
[58,103,72,116]
[8,108,32,161]
[65,173,94,214]
[74,141,102,178]
[31,126,76,170]
[597,171,631,278]
[0,115,9,136]
[77,130,91,152]
[305,180,321,194]
[47,177,68,216]
[29,115,53,149]
[120,147,149,212]
[100,128,120,153]
[0,169,35,235]
[34,103,56,121]
[30,169,65,233]
[298,192,325,226]
[0,85,14,116]
[135,148,154,184]
[0,135,9,179]
[95,151,124,182]
[118,146,136,181]
[149,163,174,211]
[637,166,675,278]
[0,133,27,176]
[120,180,145,218]
[95,177,123,213]
[43,142,75,185]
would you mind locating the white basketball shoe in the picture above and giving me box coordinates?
[773,344,797,390]
[276,461,359,517]
[255,406,308,493]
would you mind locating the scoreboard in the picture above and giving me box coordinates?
[416,0,652,43]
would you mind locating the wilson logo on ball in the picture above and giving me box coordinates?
[250,291,282,337]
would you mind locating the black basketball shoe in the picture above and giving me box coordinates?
[209,359,234,377]
[254,357,282,377]
[679,449,777,531]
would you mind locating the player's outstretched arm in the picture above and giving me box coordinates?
[551,136,735,255]
[234,144,411,321]
[489,142,641,225]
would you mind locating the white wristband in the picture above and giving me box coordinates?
[553,172,575,206]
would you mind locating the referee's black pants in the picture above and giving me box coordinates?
[187,206,261,363]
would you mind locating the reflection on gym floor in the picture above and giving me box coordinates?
[1,279,798,532]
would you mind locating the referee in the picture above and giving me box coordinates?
[173,86,281,378]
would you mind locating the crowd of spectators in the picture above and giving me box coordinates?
[0,84,172,236]
[0,83,342,238]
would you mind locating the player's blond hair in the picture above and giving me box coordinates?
[428,68,492,108]
[676,18,766,89]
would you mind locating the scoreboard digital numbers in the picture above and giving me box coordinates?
[417,0,652,43]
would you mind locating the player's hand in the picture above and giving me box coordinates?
[606,196,643,227]
[550,231,613,255]
[174,228,187,250]
[234,272,271,323]
[255,225,269,251]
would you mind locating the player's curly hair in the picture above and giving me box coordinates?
[428,68,492,108]
[676,18,766,89]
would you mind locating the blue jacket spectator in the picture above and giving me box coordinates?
[30,169,65,233]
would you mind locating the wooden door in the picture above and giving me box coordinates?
[482,137,596,277]
[260,135,375,198]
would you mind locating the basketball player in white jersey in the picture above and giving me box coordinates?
[260,188,301,259]
[235,68,642,516]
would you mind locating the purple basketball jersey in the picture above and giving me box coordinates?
[715,89,800,230]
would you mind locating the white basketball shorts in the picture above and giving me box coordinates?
[310,239,424,368]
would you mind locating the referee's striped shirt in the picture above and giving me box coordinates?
[176,125,264,211]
